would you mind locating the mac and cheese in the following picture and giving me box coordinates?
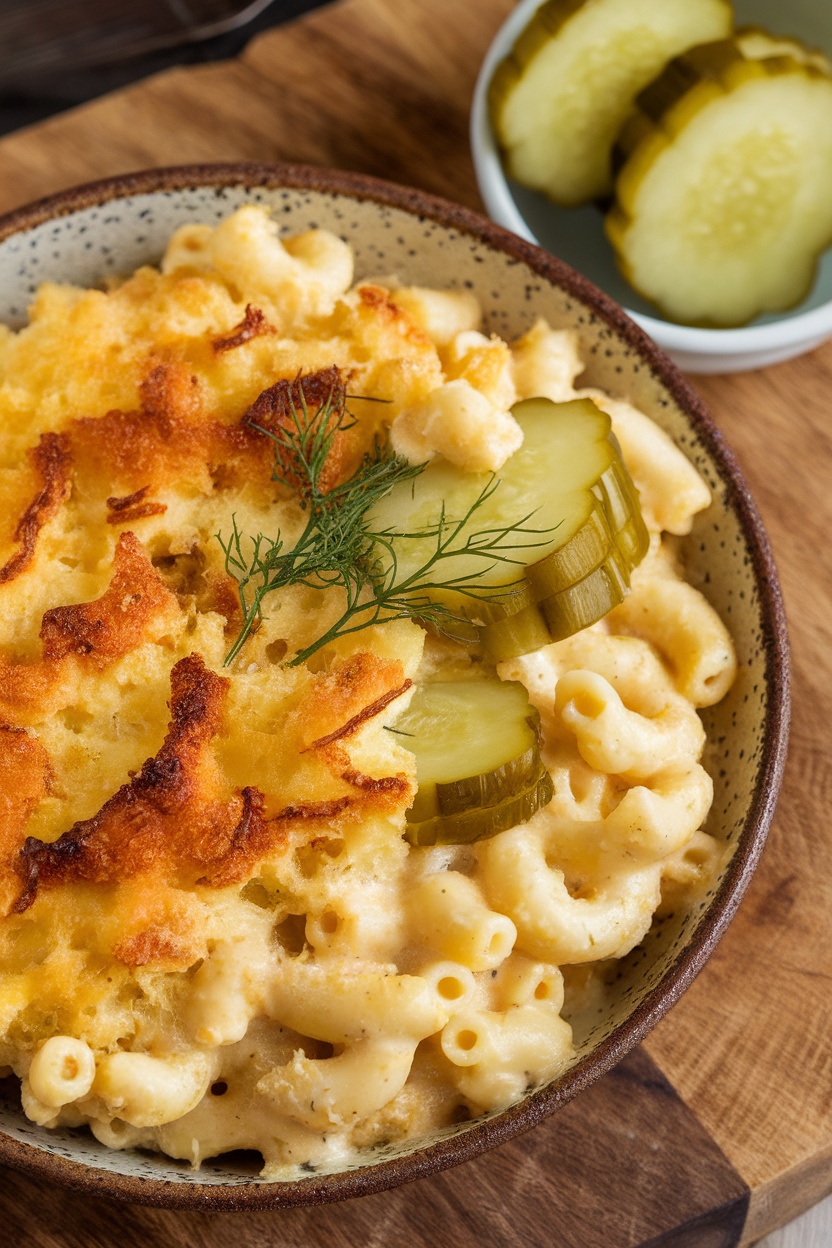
[0,206,735,1177]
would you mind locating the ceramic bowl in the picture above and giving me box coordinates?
[0,163,789,1208]
[471,0,832,373]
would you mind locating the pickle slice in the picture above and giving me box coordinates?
[524,499,611,600]
[395,679,552,845]
[616,515,651,567]
[405,773,555,847]
[488,0,731,206]
[480,542,635,660]
[370,397,647,654]
[479,602,551,663]
[735,27,832,76]
[538,543,630,640]
[606,37,832,326]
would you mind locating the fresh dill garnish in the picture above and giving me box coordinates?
[217,376,554,668]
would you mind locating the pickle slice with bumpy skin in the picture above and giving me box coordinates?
[405,772,555,847]
[396,679,552,845]
[479,602,551,663]
[481,541,635,660]
[606,37,832,327]
[370,397,647,655]
[735,26,832,76]
[524,498,611,600]
[616,515,651,567]
[538,543,631,640]
[488,0,731,206]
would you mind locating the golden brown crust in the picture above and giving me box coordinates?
[7,652,382,912]
[244,365,352,495]
[0,342,418,954]
[67,358,371,514]
[70,357,275,502]
[340,767,409,798]
[140,359,203,429]
[309,677,413,750]
[357,284,433,349]
[0,433,72,586]
[292,653,408,752]
[13,654,235,909]
[196,787,276,889]
[272,797,352,822]
[106,486,168,526]
[203,570,244,633]
[107,879,204,969]
[293,656,414,816]
[212,304,275,354]
[112,924,197,968]
[10,647,416,909]
[70,361,216,496]
[152,545,243,633]
[0,533,180,724]
[69,359,357,503]
[0,727,52,913]
[40,531,177,664]
[0,656,66,723]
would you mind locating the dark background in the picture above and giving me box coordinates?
[0,0,332,135]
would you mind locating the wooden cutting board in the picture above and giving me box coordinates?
[0,2,828,1244]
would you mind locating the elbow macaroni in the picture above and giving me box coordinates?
[441,1005,573,1111]
[258,1038,417,1131]
[94,1051,214,1129]
[0,207,736,1178]
[409,871,517,972]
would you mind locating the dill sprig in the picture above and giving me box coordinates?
[217,382,554,668]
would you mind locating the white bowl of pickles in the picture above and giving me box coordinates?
[472,0,832,373]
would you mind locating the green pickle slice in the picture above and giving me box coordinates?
[370,396,648,658]
[396,679,553,846]
[479,602,551,663]
[487,0,732,206]
[405,775,554,847]
[734,26,832,76]
[538,543,631,638]
[606,36,832,326]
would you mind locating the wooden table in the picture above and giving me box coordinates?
[0,2,829,1244]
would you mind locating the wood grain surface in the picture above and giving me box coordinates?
[0,1,828,1245]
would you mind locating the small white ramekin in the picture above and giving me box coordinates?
[471,0,832,374]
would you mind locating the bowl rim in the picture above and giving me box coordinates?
[469,0,832,358]
[0,160,791,1211]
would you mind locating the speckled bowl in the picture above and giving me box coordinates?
[0,163,789,1210]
